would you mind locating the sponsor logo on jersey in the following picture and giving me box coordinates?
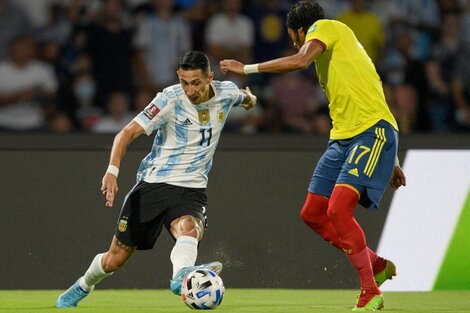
[217,111,224,123]
[179,118,193,126]
[348,168,359,177]
[143,103,160,120]
[198,109,210,125]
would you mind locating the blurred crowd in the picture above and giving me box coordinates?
[0,0,469,135]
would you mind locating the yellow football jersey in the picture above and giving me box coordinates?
[305,19,398,140]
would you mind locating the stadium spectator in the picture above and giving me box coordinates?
[0,34,57,131]
[451,45,470,130]
[337,0,384,64]
[204,0,254,85]
[316,0,350,19]
[47,109,75,133]
[132,86,154,113]
[175,0,217,51]
[385,0,440,62]
[85,0,135,109]
[15,0,62,31]
[91,91,134,134]
[380,30,425,134]
[266,50,330,134]
[0,0,32,60]
[73,70,102,130]
[425,13,463,132]
[248,0,288,63]
[134,0,192,91]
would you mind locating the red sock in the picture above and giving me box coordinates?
[368,247,378,264]
[328,185,378,292]
[300,192,346,250]
[327,185,364,253]
[348,249,380,293]
[301,191,379,268]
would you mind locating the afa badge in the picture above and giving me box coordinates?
[118,218,128,232]
[198,109,210,125]
[217,111,224,123]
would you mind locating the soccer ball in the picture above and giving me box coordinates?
[181,269,225,310]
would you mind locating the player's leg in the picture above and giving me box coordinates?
[170,214,204,279]
[327,184,383,311]
[303,144,380,256]
[168,214,222,295]
[300,192,346,250]
[166,187,222,295]
[56,237,135,308]
[333,121,398,310]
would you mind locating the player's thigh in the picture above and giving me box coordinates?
[165,187,208,241]
[337,121,398,208]
[115,182,173,250]
[308,141,344,198]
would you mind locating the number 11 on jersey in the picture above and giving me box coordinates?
[199,128,212,146]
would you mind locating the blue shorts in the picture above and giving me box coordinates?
[308,120,398,209]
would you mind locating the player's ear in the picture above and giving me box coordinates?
[207,71,214,82]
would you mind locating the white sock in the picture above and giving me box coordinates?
[78,253,113,291]
[170,236,198,279]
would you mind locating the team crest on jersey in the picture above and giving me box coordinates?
[198,109,210,125]
[143,103,160,120]
[118,217,128,232]
[217,111,224,123]
[307,24,317,35]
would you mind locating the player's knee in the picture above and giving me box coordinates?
[300,194,326,226]
[327,205,350,229]
[174,215,202,239]
[300,204,315,223]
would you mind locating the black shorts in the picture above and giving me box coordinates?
[115,181,208,250]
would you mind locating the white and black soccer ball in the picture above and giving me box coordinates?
[181,269,225,310]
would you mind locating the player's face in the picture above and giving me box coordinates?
[287,27,305,51]
[177,69,214,105]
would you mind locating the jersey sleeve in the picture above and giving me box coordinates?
[304,19,339,51]
[134,91,171,136]
[222,81,244,107]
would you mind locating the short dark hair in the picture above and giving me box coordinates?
[286,0,325,34]
[178,50,211,74]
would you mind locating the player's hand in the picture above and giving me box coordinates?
[101,173,119,208]
[241,86,257,110]
[219,59,245,75]
[389,165,406,190]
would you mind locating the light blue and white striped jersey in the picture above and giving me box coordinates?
[134,80,244,188]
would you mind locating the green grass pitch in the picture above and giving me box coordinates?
[0,289,469,313]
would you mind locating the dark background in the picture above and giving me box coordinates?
[1,133,469,289]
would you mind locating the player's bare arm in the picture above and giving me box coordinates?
[101,121,145,208]
[240,86,257,110]
[220,39,324,75]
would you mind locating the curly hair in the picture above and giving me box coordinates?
[286,0,325,34]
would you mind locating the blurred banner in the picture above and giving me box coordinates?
[378,150,470,291]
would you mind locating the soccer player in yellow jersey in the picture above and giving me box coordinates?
[220,0,406,311]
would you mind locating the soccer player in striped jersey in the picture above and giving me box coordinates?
[56,50,257,308]
[220,1,406,311]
